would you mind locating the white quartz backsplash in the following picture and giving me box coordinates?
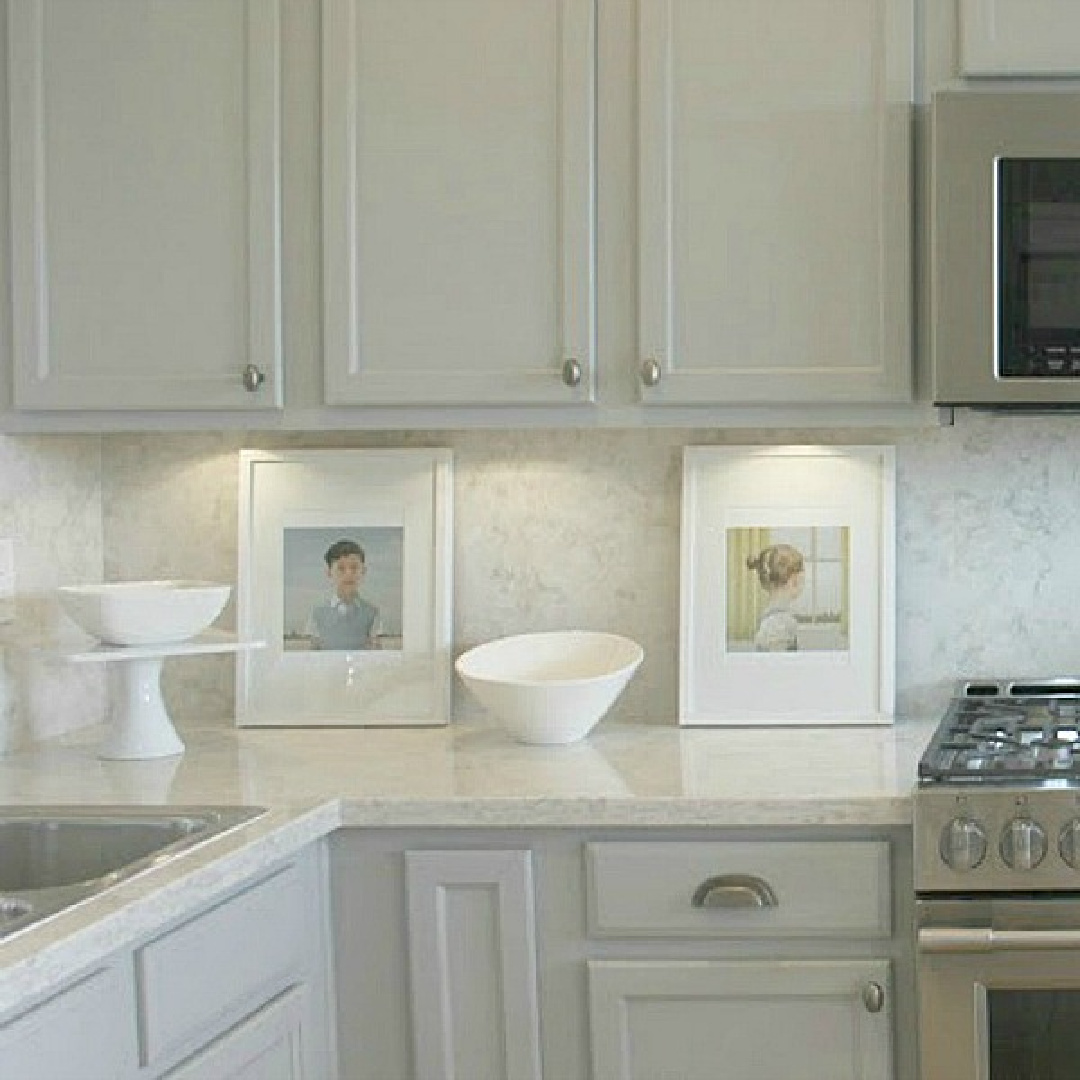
[1,413,1074,739]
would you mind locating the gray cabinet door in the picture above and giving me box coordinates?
[162,988,307,1080]
[406,848,543,1080]
[0,962,137,1080]
[322,0,596,407]
[8,0,284,411]
[637,0,913,405]
[589,958,893,1080]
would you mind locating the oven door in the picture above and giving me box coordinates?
[918,896,1080,1080]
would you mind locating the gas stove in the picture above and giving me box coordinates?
[915,680,1080,893]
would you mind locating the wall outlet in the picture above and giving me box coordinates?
[0,538,15,624]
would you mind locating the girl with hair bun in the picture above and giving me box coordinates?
[746,543,806,651]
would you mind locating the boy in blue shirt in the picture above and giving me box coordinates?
[307,539,381,650]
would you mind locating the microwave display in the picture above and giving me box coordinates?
[999,158,1080,377]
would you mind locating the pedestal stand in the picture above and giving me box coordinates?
[54,631,264,760]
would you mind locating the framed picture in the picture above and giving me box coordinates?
[680,446,895,726]
[237,448,452,727]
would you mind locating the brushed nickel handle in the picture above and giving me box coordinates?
[562,356,583,388]
[862,982,886,1014]
[691,874,778,910]
[242,364,266,392]
[641,356,662,388]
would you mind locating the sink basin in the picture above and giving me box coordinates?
[0,806,265,940]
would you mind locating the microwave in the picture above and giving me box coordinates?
[932,83,1080,406]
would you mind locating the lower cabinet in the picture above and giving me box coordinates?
[163,987,309,1080]
[588,959,891,1080]
[330,827,915,1080]
[0,842,335,1080]
[0,960,137,1080]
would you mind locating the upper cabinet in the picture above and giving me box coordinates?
[322,0,596,407]
[7,0,284,411]
[637,0,913,406]
[959,0,1080,76]
[2,0,918,423]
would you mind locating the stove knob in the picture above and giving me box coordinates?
[939,817,988,872]
[1000,817,1047,871]
[1059,820,1080,868]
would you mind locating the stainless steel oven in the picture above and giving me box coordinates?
[915,680,1080,1079]
[918,896,1080,1079]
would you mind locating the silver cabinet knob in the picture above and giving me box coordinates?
[562,357,583,388]
[641,356,662,388]
[862,982,886,1014]
[242,364,266,392]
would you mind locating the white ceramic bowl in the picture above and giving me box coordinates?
[57,580,232,647]
[455,631,644,745]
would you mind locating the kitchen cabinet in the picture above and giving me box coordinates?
[0,844,335,1080]
[0,960,137,1080]
[637,0,913,405]
[330,826,916,1080]
[322,0,596,407]
[161,987,309,1080]
[6,0,284,412]
[958,0,1080,76]
[585,840,894,1080]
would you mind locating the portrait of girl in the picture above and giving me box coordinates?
[725,526,850,654]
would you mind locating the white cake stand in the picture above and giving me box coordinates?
[56,630,264,760]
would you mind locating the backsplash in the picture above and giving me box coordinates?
[5,414,1077,741]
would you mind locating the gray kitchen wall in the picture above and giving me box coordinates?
[4,413,1076,742]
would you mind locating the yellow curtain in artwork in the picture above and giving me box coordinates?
[726,527,771,644]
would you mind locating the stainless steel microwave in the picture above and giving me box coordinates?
[932,83,1080,407]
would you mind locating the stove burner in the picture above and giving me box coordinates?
[918,686,1080,783]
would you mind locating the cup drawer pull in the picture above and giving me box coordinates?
[691,874,779,910]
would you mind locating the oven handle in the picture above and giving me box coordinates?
[918,926,1080,953]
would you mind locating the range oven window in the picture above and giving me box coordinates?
[988,989,1080,1078]
[998,158,1080,377]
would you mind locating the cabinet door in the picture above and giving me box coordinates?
[323,0,596,406]
[959,0,1080,75]
[0,963,137,1080]
[638,0,913,405]
[162,988,306,1080]
[589,959,892,1080]
[8,0,283,411]
[406,849,543,1080]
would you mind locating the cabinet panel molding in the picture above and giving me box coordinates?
[322,0,596,406]
[406,848,543,1080]
[8,0,284,411]
[638,0,913,405]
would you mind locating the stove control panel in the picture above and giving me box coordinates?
[917,787,1080,891]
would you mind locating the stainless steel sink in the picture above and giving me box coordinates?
[0,806,265,940]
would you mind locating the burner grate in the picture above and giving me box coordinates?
[919,693,1080,782]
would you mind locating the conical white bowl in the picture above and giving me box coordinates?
[455,631,644,745]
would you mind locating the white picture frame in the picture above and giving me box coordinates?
[680,445,895,727]
[237,448,452,727]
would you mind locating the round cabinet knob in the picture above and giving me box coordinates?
[939,817,988,872]
[640,357,662,388]
[1000,817,1047,871]
[561,357,583,388]
[242,364,266,392]
[862,982,886,1014]
[1060,820,1080,868]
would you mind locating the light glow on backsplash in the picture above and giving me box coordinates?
[3,414,1078,741]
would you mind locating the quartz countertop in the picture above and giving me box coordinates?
[0,715,936,1017]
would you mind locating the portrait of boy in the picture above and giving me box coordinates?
[281,526,404,652]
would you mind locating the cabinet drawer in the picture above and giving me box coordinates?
[586,841,891,938]
[0,963,135,1080]
[135,862,306,1068]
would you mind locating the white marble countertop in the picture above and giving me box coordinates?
[0,714,937,1018]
